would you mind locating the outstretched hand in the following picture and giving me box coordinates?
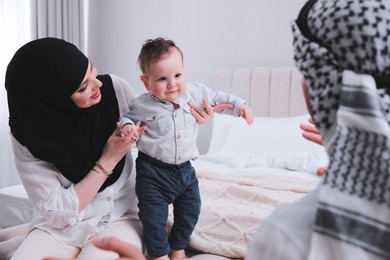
[188,99,234,125]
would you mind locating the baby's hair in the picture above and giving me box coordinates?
[138,37,183,74]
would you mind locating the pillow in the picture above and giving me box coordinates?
[208,113,326,155]
[198,149,327,174]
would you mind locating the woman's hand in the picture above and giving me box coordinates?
[99,123,136,171]
[300,117,326,176]
[188,99,234,125]
[118,122,147,142]
[42,237,146,260]
[91,237,146,260]
[299,117,323,146]
[316,167,327,177]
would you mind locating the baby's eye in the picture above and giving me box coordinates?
[158,77,166,81]
[175,73,182,78]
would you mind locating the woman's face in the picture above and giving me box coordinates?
[71,62,102,108]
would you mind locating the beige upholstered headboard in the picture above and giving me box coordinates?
[212,67,308,117]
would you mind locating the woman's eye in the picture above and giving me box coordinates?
[77,86,87,93]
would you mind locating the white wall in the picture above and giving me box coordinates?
[87,0,307,153]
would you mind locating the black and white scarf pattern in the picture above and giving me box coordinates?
[292,0,390,259]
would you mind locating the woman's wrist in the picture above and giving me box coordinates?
[95,157,117,176]
[94,161,113,176]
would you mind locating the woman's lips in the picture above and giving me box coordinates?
[91,89,101,99]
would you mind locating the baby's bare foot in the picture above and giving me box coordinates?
[170,249,188,260]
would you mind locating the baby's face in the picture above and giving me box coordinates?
[141,47,186,103]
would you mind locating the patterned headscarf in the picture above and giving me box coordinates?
[293,0,390,258]
[5,38,125,191]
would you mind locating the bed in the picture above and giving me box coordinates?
[0,66,327,259]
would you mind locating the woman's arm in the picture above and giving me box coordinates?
[74,123,135,210]
[12,135,80,228]
[11,124,135,228]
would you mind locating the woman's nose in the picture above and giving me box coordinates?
[92,77,103,89]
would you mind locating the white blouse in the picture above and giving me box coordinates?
[10,75,139,246]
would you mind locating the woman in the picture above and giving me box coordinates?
[4,37,225,259]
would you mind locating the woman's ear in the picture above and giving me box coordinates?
[140,75,150,91]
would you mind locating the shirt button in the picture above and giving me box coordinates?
[106,197,111,202]
[177,134,181,139]
[178,156,182,160]
[174,113,177,117]
[47,210,52,215]
[152,115,156,120]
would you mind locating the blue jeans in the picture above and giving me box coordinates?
[135,152,201,258]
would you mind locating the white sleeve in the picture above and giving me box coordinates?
[10,134,82,228]
[246,222,305,260]
[246,187,320,260]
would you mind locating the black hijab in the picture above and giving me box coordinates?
[5,37,124,191]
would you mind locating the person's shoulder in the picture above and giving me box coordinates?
[108,74,138,99]
[109,74,130,91]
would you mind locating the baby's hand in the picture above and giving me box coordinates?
[238,104,253,125]
[119,122,147,142]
